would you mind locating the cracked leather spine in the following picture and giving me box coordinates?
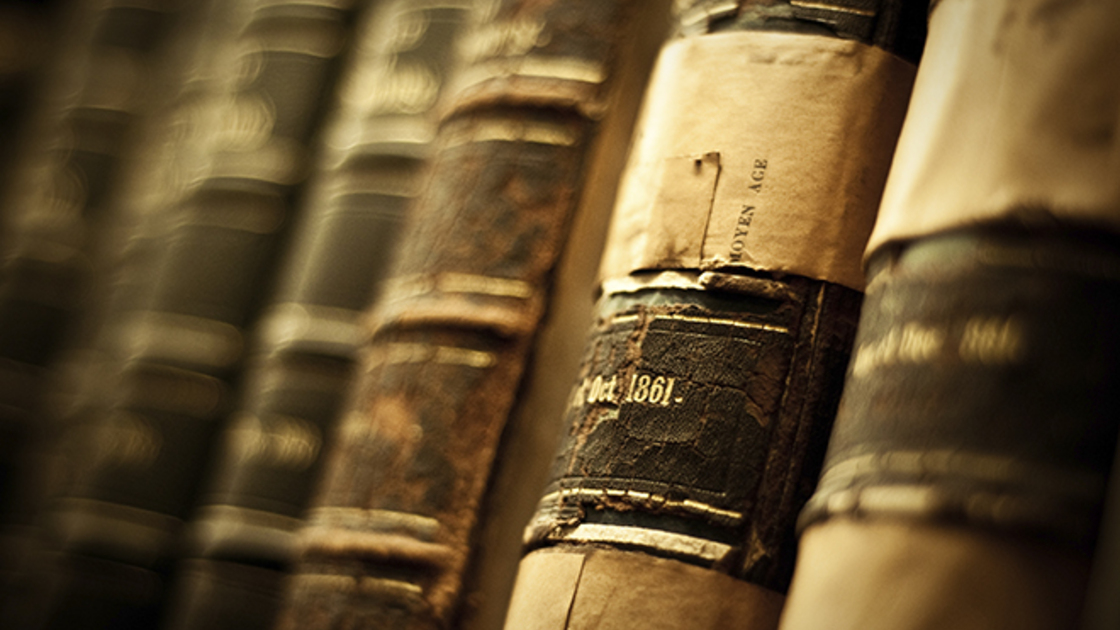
[162,3,474,630]
[272,1,646,628]
[777,1,1120,629]
[504,1,925,627]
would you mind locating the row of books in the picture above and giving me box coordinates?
[0,0,1118,629]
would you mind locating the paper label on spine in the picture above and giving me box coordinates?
[599,31,916,291]
[869,0,1120,254]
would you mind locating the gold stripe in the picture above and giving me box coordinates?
[854,485,945,514]
[446,120,578,147]
[515,55,606,84]
[308,506,441,539]
[382,343,434,365]
[654,314,789,334]
[459,55,606,90]
[472,121,578,146]
[680,499,742,521]
[197,505,303,532]
[259,303,364,350]
[388,273,534,300]
[790,0,877,17]
[438,272,534,298]
[433,346,496,368]
[678,1,740,29]
[600,271,706,295]
[541,488,744,523]
[555,523,733,562]
[358,576,423,597]
[371,343,496,369]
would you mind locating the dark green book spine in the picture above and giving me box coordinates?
[0,0,180,524]
[164,3,473,629]
[29,2,362,628]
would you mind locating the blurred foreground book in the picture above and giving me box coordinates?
[780,1,1120,629]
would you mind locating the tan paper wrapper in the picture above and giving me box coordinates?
[504,547,784,630]
[598,31,916,291]
[778,518,1090,630]
[868,0,1120,255]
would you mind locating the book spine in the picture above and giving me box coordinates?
[451,3,674,627]
[30,2,361,628]
[0,0,181,523]
[163,3,473,629]
[778,1,1120,629]
[0,3,238,626]
[274,1,643,628]
[7,0,247,534]
[503,0,923,627]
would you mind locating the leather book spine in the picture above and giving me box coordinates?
[503,1,924,627]
[274,0,644,628]
[29,2,362,628]
[164,3,473,629]
[451,3,674,627]
[778,1,1120,628]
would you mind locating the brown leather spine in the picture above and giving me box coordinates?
[275,1,642,628]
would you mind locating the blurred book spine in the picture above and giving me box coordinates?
[778,1,1120,629]
[21,1,364,628]
[162,2,473,629]
[0,0,185,526]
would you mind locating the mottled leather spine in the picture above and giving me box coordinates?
[275,0,642,628]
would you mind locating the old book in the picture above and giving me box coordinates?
[273,0,649,628]
[503,1,924,627]
[778,1,1120,629]
[21,1,363,628]
[451,2,673,627]
[0,0,186,530]
[163,2,474,629]
[0,1,240,626]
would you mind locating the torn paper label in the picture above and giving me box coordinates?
[598,31,917,291]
